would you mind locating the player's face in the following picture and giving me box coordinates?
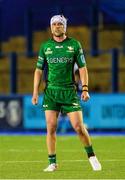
[51,22,65,37]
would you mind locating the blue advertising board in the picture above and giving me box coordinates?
[23,95,46,129]
[81,94,125,129]
[1,94,125,131]
[23,94,125,130]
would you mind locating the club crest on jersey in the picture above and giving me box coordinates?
[67,46,74,52]
[45,48,53,55]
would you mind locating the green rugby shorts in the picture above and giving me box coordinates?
[42,88,82,114]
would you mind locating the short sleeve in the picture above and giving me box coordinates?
[75,41,86,68]
[36,44,46,70]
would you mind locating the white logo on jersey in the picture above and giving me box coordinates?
[38,56,44,61]
[55,46,63,48]
[79,48,83,53]
[72,103,79,106]
[72,103,80,108]
[45,48,53,55]
[47,48,51,51]
[68,46,74,51]
[67,46,74,52]
[80,55,85,63]
[43,104,48,108]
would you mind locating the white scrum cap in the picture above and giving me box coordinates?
[50,15,67,32]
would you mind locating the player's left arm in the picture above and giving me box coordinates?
[75,41,90,101]
[79,67,90,102]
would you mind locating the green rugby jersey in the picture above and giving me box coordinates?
[36,37,86,89]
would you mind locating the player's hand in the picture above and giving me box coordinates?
[32,94,38,105]
[81,91,90,102]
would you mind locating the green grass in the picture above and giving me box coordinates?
[0,135,125,179]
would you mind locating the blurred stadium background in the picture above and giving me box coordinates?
[0,0,125,134]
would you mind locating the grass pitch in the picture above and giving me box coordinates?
[0,135,125,179]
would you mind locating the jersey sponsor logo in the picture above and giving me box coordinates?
[55,45,63,48]
[47,57,73,64]
[80,55,86,64]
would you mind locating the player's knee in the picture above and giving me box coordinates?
[47,124,57,135]
[74,124,82,135]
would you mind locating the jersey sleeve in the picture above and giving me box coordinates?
[75,41,86,68]
[36,44,46,70]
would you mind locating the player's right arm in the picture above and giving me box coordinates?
[32,43,46,105]
[32,68,43,105]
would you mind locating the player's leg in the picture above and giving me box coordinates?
[67,111,102,171]
[42,88,61,171]
[45,110,59,155]
[67,111,91,146]
[43,110,59,172]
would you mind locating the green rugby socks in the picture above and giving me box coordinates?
[48,154,56,164]
[85,145,95,158]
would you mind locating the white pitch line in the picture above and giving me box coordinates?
[0,159,125,164]
[1,149,124,153]
[0,149,84,153]
[1,179,125,180]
